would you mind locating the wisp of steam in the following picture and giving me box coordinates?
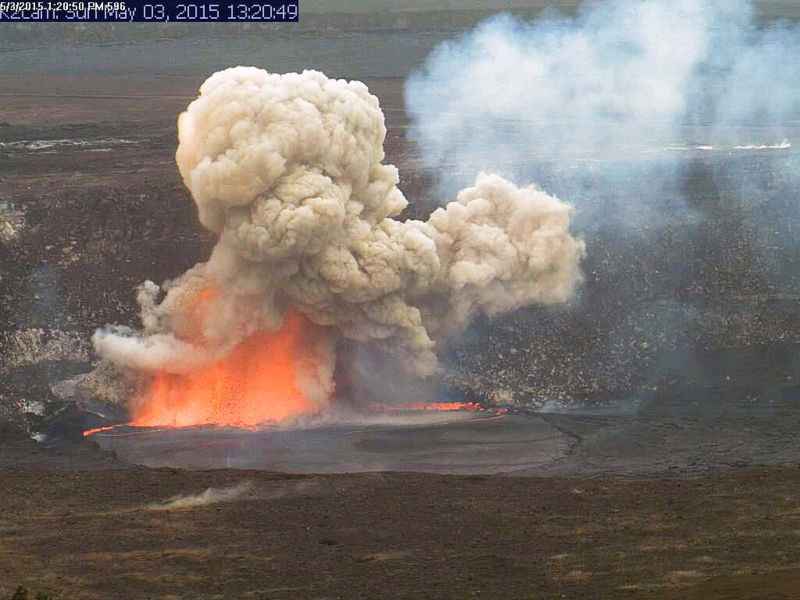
[147,481,253,510]
[92,67,585,425]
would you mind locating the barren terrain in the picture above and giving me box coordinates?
[2,435,800,600]
[3,25,800,599]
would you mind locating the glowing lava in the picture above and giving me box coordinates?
[92,286,484,434]
[405,402,480,411]
[372,402,483,412]
[132,310,327,428]
[82,426,115,437]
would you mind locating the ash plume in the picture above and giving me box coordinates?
[93,67,584,410]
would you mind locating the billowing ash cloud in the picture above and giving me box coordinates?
[94,67,584,390]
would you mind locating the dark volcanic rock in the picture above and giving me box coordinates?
[0,421,128,471]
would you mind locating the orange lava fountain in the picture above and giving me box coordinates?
[131,288,327,428]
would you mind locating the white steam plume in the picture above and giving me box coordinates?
[405,0,800,200]
[406,0,713,175]
[93,67,584,402]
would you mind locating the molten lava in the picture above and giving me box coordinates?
[132,299,326,428]
[404,402,481,411]
[82,425,115,437]
[101,286,485,432]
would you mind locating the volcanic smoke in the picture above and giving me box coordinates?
[93,67,585,428]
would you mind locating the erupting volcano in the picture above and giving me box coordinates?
[133,311,329,428]
[91,66,584,428]
[128,283,332,427]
